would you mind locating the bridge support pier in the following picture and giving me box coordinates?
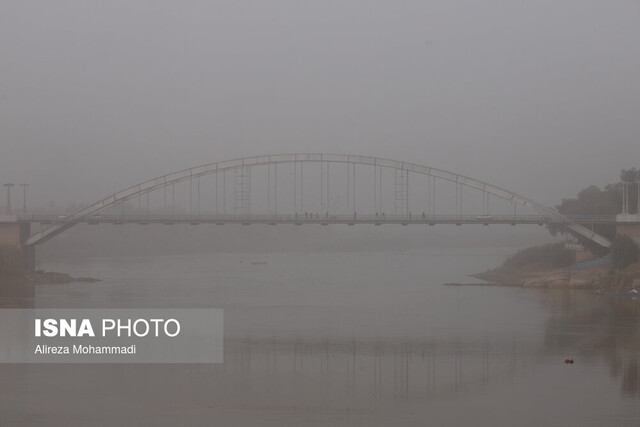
[0,217,35,274]
[22,244,35,273]
[616,214,640,243]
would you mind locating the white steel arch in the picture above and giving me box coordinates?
[25,154,612,247]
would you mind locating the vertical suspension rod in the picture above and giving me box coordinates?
[432,178,436,216]
[455,181,458,216]
[426,175,429,217]
[406,171,408,216]
[320,161,324,211]
[347,162,350,209]
[326,162,330,214]
[379,166,382,213]
[353,163,356,213]
[374,166,378,213]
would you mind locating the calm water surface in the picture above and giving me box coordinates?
[1,248,640,426]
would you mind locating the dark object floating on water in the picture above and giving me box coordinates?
[564,359,574,364]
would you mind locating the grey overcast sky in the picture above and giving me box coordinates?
[1,1,639,208]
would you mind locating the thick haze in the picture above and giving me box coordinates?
[1,1,639,208]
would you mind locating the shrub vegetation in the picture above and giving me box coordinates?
[503,243,575,269]
[610,235,639,270]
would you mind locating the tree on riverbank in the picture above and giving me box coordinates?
[611,235,639,270]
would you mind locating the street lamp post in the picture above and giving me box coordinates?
[4,183,14,214]
[20,183,29,213]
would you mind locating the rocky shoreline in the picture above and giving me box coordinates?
[451,262,640,294]
[12,271,100,284]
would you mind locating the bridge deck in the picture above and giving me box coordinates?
[17,214,631,226]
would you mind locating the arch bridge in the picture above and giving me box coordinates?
[23,154,611,248]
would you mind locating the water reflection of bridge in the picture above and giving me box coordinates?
[3,283,640,408]
[214,336,538,400]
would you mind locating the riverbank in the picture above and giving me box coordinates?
[463,261,640,293]
[1,271,100,284]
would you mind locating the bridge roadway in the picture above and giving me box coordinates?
[17,214,630,226]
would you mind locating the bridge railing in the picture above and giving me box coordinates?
[15,213,623,224]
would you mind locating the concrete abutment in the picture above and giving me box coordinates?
[0,217,35,274]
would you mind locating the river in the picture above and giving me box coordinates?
[1,247,639,426]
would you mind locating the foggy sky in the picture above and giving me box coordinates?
[1,1,639,209]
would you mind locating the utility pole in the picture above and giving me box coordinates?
[637,178,640,215]
[20,184,28,213]
[4,183,14,214]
